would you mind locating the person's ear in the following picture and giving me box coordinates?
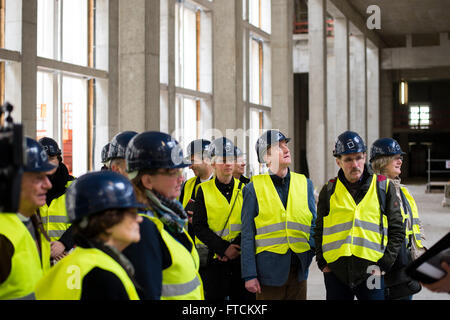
[140,174,153,190]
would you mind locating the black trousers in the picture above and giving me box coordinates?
[200,256,255,301]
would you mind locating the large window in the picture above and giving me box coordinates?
[36,0,108,176]
[409,104,430,129]
[243,0,271,175]
[164,0,212,179]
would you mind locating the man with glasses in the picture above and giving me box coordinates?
[314,131,405,300]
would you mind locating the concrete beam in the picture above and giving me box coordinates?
[327,0,386,49]
[381,45,450,69]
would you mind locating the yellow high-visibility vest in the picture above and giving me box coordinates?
[143,215,204,300]
[201,178,243,243]
[323,174,388,264]
[182,177,198,209]
[253,173,312,255]
[39,180,74,241]
[0,213,50,300]
[35,247,139,300]
[400,187,424,249]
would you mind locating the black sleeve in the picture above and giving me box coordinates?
[0,234,14,283]
[122,217,163,300]
[179,181,186,206]
[59,225,75,251]
[314,183,329,271]
[192,187,230,257]
[80,267,130,300]
[377,182,406,273]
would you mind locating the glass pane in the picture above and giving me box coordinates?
[249,108,262,176]
[37,0,55,59]
[249,38,261,104]
[160,0,169,84]
[62,76,87,176]
[175,3,197,90]
[62,0,87,65]
[410,106,420,114]
[36,72,55,140]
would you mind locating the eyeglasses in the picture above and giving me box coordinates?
[156,169,183,178]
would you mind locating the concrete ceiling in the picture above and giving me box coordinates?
[347,0,450,47]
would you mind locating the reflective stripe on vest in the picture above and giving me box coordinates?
[39,180,73,241]
[144,215,204,300]
[253,173,312,255]
[35,247,139,300]
[201,178,243,243]
[400,187,424,249]
[323,174,388,264]
[0,213,45,300]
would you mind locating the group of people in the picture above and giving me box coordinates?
[1,127,448,300]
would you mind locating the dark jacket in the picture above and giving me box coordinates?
[240,170,317,286]
[314,165,405,288]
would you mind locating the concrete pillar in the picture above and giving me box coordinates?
[379,70,393,138]
[22,0,37,137]
[366,40,380,147]
[271,0,294,164]
[349,33,367,142]
[307,0,327,187]
[212,0,237,135]
[334,17,349,133]
[118,0,160,133]
[108,0,119,139]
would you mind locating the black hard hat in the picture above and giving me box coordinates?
[108,131,138,160]
[370,138,406,163]
[333,131,366,157]
[185,139,211,160]
[66,171,144,222]
[38,137,61,157]
[101,143,111,164]
[24,137,57,172]
[126,131,189,173]
[208,137,236,158]
[255,130,291,163]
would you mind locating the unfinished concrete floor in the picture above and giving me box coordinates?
[307,183,450,300]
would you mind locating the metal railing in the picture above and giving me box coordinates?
[426,148,450,192]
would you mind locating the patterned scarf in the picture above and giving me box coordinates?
[144,189,188,234]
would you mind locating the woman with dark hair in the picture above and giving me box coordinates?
[35,171,143,300]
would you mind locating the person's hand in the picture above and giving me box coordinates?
[422,262,450,293]
[224,244,241,260]
[51,241,66,258]
[187,211,193,224]
[322,265,331,273]
[245,278,261,294]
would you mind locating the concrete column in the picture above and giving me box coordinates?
[21,0,37,137]
[349,33,367,142]
[366,40,380,147]
[334,17,349,133]
[307,0,327,187]
[212,0,237,135]
[108,0,119,139]
[271,0,294,163]
[379,70,393,138]
[118,0,160,133]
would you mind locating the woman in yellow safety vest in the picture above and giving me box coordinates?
[35,171,144,300]
[370,137,425,300]
[123,131,204,300]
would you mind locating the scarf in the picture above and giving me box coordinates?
[144,189,188,234]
